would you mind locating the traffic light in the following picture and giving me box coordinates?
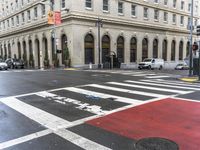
[192,42,198,51]
[197,25,200,36]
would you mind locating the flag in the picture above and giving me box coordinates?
[54,11,61,25]
[47,10,54,24]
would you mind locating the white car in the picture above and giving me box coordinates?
[175,64,189,70]
[138,58,164,70]
[0,61,8,70]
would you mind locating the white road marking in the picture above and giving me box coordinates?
[132,74,156,76]
[85,84,167,98]
[56,129,111,150]
[63,87,142,105]
[145,79,200,87]
[125,80,200,91]
[36,91,108,115]
[145,75,170,79]
[0,97,72,131]
[107,82,192,94]
[0,129,52,150]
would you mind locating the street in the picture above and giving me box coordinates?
[0,69,200,150]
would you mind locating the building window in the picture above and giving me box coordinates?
[154,0,158,4]
[16,15,19,25]
[171,40,176,61]
[84,34,94,64]
[172,14,176,24]
[22,12,25,22]
[143,7,148,19]
[180,16,184,25]
[118,2,123,14]
[173,0,176,8]
[34,7,38,18]
[103,0,109,11]
[42,5,45,16]
[16,0,18,8]
[131,5,136,16]
[21,0,24,6]
[130,37,137,62]
[154,9,159,21]
[164,12,168,22]
[7,20,10,27]
[85,0,92,9]
[27,10,31,21]
[61,0,65,9]
[164,0,168,6]
[11,17,14,26]
[181,1,184,10]
[188,3,191,12]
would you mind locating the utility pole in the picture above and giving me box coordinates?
[189,0,194,76]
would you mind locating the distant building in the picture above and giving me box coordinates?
[0,0,200,68]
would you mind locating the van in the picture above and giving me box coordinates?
[138,58,164,70]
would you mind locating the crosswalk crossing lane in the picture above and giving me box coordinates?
[0,78,199,149]
[84,69,171,79]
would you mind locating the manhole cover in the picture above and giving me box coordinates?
[135,137,179,150]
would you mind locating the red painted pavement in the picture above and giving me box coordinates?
[86,98,200,150]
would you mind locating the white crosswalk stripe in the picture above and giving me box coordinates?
[63,87,142,105]
[107,82,193,94]
[125,80,200,90]
[84,70,172,79]
[143,79,200,87]
[84,84,168,98]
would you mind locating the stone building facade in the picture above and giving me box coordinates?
[0,0,199,68]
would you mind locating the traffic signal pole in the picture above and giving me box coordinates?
[189,0,194,76]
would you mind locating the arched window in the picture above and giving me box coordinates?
[186,41,190,56]
[61,34,67,64]
[43,38,48,62]
[117,36,124,63]
[17,42,21,59]
[4,44,7,59]
[142,38,148,61]
[29,40,34,67]
[35,39,40,67]
[162,40,167,61]
[23,41,27,62]
[0,45,3,58]
[179,41,183,60]
[171,40,176,61]
[8,43,11,58]
[130,37,137,62]
[153,39,158,58]
[84,34,94,64]
[102,35,110,63]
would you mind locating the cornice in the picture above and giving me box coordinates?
[0,12,196,39]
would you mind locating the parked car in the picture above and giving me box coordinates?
[175,63,189,70]
[5,58,24,69]
[0,60,8,70]
[138,58,164,70]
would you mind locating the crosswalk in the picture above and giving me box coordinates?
[0,79,199,149]
[84,70,175,79]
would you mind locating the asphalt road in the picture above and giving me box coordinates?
[0,69,200,150]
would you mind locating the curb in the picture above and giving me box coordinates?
[179,77,199,82]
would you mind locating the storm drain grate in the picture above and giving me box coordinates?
[134,137,179,150]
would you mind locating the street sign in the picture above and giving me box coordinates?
[56,49,62,53]
[192,42,198,51]
[197,25,200,36]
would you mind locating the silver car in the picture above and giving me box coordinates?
[0,60,8,70]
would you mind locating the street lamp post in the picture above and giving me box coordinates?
[39,0,57,67]
[96,18,103,69]
[189,0,194,76]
